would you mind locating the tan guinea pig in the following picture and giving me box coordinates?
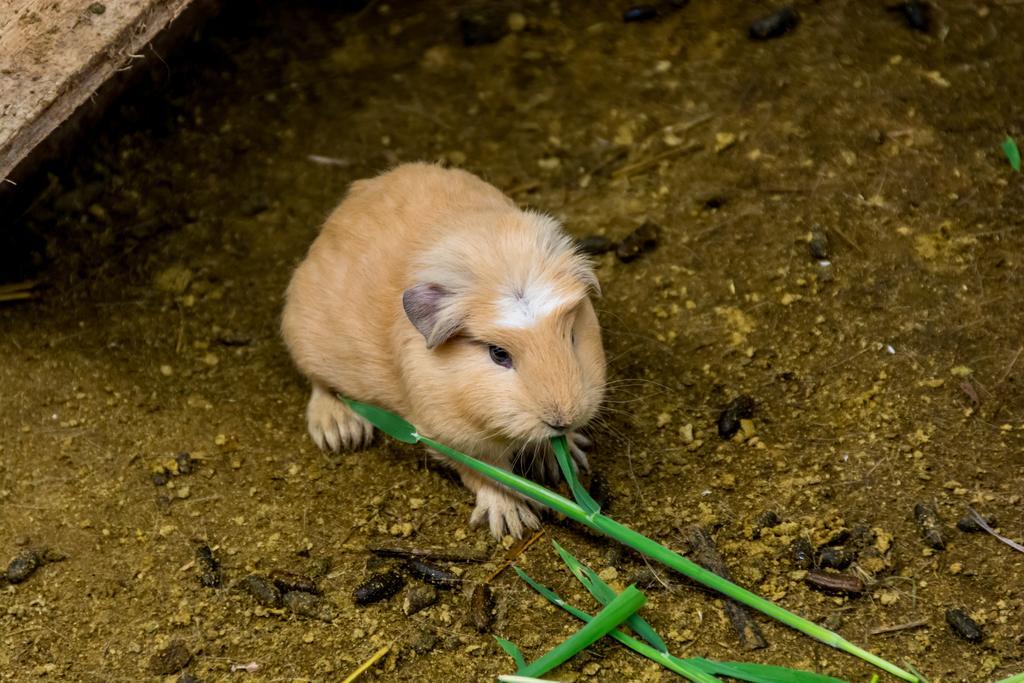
[280,162,606,539]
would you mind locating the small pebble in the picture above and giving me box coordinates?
[195,545,222,588]
[240,574,283,608]
[817,547,854,570]
[284,590,331,620]
[913,502,945,550]
[956,513,996,533]
[717,395,755,439]
[790,538,814,569]
[402,584,439,616]
[88,2,106,15]
[404,559,461,588]
[623,5,658,22]
[577,234,615,256]
[804,570,864,596]
[470,583,495,632]
[946,609,983,642]
[149,639,192,675]
[271,569,318,594]
[616,221,660,263]
[748,6,799,40]
[353,569,405,605]
[6,549,42,584]
[152,471,168,486]
[808,231,830,260]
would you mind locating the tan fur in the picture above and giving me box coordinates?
[281,162,606,538]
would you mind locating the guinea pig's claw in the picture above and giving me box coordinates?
[306,386,374,452]
[567,431,592,473]
[470,486,541,540]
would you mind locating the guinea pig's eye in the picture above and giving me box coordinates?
[488,345,513,369]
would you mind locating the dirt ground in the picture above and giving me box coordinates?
[2,1,1023,681]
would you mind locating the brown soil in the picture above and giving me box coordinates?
[2,2,1023,682]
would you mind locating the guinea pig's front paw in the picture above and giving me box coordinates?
[306,384,373,451]
[470,486,541,540]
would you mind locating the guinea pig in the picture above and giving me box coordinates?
[280,162,606,538]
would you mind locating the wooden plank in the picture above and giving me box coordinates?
[0,0,199,184]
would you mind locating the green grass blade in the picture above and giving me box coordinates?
[514,567,719,683]
[551,540,669,654]
[686,659,847,683]
[495,637,527,670]
[992,675,1024,683]
[1003,136,1021,172]
[518,585,646,678]
[550,435,600,514]
[497,676,559,683]
[347,399,918,683]
[344,398,419,443]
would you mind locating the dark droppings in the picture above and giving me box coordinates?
[577,234,615,257]
[404,558,461,588]
[890,1,930,33]
[175,451,194,475]
[914,502,945,550]
[615,221,660,263]
[240,574,283,608]
[748,7,799,40]
[271,569,318,594]
[804,570,864,596]
[195,544,222,588]
[470,583,495,633]
[149,639,192,675]
[808,230,831,260]
[946,609,983,643]
[353,569,405,605]
[957,513,996,533]
[789,538,814,569]
[817,547,854,570]
[717,395,755,439]
[623,5,658,23]
[6,549,42,584]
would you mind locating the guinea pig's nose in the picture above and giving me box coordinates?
[545,421,569,433]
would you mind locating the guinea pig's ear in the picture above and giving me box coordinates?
[402,283,463,350]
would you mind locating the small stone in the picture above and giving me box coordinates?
[284,591,331,620]
[152,471,168,487]
[470,583,495,632]
[148,639,192,675]
[808,230,830,260]
[717,395,755,439]
[154,265,192,294]
[402,584,438,616]
[507,12,526,32]
[748,7,799,40]
[623,5,658,22]
[6,549,42,583]
[88,3,106,15]
[240,574,283,608]
[597,567,618,581]
[616,221,660,263]
[160,365,173,376]
[577,234,614,256]
[946,609,983,642]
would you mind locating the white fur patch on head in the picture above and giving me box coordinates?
[495,280,569,329]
